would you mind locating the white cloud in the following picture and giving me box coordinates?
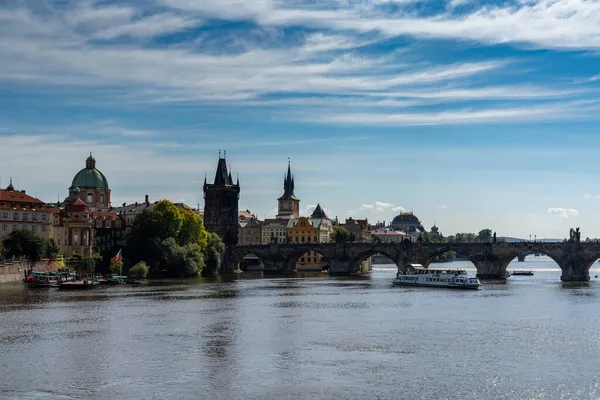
[548,208,580,219]
[392,206,406,212]
[375,201,394,209]
[361,204,374,209]
[376,207,384,212]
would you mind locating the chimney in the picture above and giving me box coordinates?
[135,201,138,207]
[21,190,26,193]
[145,194,149,205]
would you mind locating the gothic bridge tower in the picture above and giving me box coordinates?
[203,151,240,246]
[276,158,300,219]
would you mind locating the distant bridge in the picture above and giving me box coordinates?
[225,241,600,282]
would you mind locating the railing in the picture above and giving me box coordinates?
[0,256,28,266]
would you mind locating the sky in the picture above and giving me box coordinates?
[1,0,600,239]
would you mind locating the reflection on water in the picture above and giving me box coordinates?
[2,259,600,399]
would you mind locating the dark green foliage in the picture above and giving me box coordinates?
[124,200,223,278]
[129,261,149,279]
[330,226,351,243]
[45,239,60,259]
[202,233,224,277]
[2,230,46,263]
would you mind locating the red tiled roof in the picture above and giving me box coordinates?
[0,189,46,204]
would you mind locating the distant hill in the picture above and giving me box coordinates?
[500,237,563,243]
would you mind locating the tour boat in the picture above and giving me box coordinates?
[31,275,60,288]
[393,264,480,290]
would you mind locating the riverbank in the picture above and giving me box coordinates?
[0,262,24,284]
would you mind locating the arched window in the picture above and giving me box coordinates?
[87,193,93,204]
[100,193,105,205]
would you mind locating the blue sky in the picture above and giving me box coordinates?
[1,0,600,239]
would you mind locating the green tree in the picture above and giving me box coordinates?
[2,230,46,263]
[44,238,60,259]
[109,258,124,275]
[129,261,149,279]
[330,226,351,243]
[477,229,493,243]
[202,233,224,277]
[178,209,208,248]
[153,200,184,240]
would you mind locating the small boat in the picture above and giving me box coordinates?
[31,275,60,288]
[99,275,128,285]
[511,270,534,276]
[59,278,99,290]
[393,264,480,290]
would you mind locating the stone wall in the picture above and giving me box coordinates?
[0,261,26,284]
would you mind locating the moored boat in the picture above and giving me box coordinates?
[393,263,480,290]
[59,278,99,290]
[510,270,534,276]
[31,275,60,288]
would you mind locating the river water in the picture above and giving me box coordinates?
[2,257,600,400]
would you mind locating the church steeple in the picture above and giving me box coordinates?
[276,158,300,219]
[212,150,236,186]
[6,176,14,191]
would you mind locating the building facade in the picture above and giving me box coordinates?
[68,153,111,211]
[390,211,425,239]
[239,219,262,246]
[203,154,240,246]
[276,160,300,219]
[371,230,408,243]
[0,180,55,249]
[287,205,333,271]
[261,219,289,244]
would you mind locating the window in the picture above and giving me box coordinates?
[21,224,27,230]
[2,224,7,232]
[1,212,8,219]
[12,224,17,231]
[32,214,38,221]
[100,193,105,205]
[32,225,37,233]
[22,213,28,221]
[87,193,94,204]
[13,212,19,221]
[41,225,47,233]
[41,214,47,221]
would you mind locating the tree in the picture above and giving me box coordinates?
[44,238,60,259]
[2,230,46,263]
[178,209,208,249]
[129,261,149,279]
[153,200,183,240]
[330,226,351,243]
[109,258,124,275]
[202,233,224,277]
[477,229,493,243]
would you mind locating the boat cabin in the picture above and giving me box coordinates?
[402,264,467,275]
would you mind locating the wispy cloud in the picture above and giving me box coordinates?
[548,208,580,219]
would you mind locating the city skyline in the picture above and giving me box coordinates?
[2,0,600,239]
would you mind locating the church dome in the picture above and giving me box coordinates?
[391,213,420,225]
[71,153,110,190]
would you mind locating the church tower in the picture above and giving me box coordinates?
[203,151,240,246]
[276,159,300,219]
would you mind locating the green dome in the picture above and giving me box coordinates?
[71,153,109,190]
[71,168,109,190]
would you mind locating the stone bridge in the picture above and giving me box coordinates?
[224,241,600,282]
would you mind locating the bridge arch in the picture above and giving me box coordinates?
[284,247,332,272]
[348,248,400,274]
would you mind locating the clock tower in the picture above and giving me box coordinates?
[276,159,300,219]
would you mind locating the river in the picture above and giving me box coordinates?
[2,257,600,399]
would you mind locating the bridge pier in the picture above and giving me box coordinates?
[329,259,352,276]
[517,254,526,262]
[472,258,510,282]
[558,249,594,283]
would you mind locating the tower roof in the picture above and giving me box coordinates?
[210,150,238,186]
[311,203,328,219]
[278,158,300,201]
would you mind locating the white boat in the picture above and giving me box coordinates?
[393,264,480,290]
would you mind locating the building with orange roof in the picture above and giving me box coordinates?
[0,178,56,248]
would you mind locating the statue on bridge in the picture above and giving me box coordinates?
[569,228,581,243]
[493,232,497,243]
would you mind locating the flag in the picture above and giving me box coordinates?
[114,249,122,261]
[27,271,34,281]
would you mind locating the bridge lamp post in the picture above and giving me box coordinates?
[529,234,531,242]
[534,235,536,242]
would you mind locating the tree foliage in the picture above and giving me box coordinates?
[125,200,224,278]
[2,230,46,263]
[45,239,60,259]
[202,233,225,277]
[109,258,124,275]
[330,226,351,243]
[129,261,149,279]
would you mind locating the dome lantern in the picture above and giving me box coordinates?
[71,153,109,190]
